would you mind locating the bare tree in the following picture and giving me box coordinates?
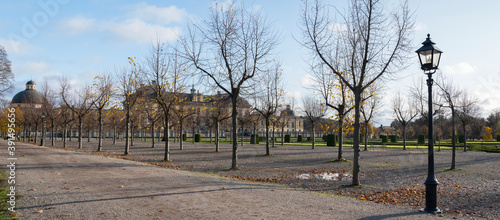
[392,92,417,150]
[456,90,479,152]
[276,100,294,146]
[0,45,14,96]
[253,62,285,156]
[301,96,326,149]
[60,76,98,149]
[92,74,114,151]
[300,0,414,185]
[361,85,380,151]
[237,108,252,146]
[106,107,124,145]
[142,41,187,161]
[40,81,58,146]
[205,93,231,152]
[308,63,353,160]
[435,76,461,170]
[58,104,72,147]
[173,104,196,150]
[182,2,279,169]
[116,60,143,155]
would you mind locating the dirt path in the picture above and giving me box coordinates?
[2,141,453,219]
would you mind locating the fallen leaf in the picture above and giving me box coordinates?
[37,210,43,213]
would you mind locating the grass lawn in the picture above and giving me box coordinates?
[127,136,500,152]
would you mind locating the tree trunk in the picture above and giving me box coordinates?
[98,109,103,151]
[451,110,456,170]
[164,114,170,161]
[124,109,130,155]
[179,122,184,150]
[338,115,344,160]
[209,126,213,144]
[151,120,155,148]
[87,124,90,143]
[402,124,407,150]
[231,98,239,170]
[63,123,67,148]
[215,121,220,152]
[281,127,284,146]
[78,117,83,149]
[265,117,270,156]
[312,124,316,149]
[352,92,362,186]
[113,125,116,145]
[192,125,195,144]
[34,124,38,144]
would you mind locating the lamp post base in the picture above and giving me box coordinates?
[420,208,442,214]
[422,180,441,214]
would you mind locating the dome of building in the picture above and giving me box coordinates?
[11,80,44,107]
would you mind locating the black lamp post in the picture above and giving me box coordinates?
[41,113,46,146]
[416,34,443,213]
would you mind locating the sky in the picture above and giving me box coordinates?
[1,0,499,126]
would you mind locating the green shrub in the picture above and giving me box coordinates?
[195,134,201,142]
[326,134,336,146]
[306,136,312,141]
[497,135,500,142]
[381,135,388,143]
[250,134,260,144]
[182,134,187,141]
[284,134,291,143]
[389,135,398,143]
[458,135,464,143]
[322,135,327,141]
[418,135,425,145]
[297,135,303,142]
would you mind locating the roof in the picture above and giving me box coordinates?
[26,80,35,85]
[11,89,44,104]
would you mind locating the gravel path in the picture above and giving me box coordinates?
[0,140,452,220]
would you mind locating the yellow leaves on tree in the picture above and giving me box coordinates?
[483,126,493,140]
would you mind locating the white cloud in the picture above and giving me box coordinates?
[0,38,35,54]
[58,15,96,35]
[441,62,477,75]
[415,22,428,31]
[299,74,316,89]
[129,3,187,25]
[104,19,181,44]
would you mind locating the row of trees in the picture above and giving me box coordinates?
[5,0,493,187]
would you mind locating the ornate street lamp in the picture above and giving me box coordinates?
[416,34,443,213]
[41,112,46,146]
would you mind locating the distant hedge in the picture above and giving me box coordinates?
[284,134,291,143]
[297,135,303,142]
[458,135,464,143]
[389,135,398,143]
[250,134,259,144]
[326,134,337,146]
[381,135,388,143]
[418,135,425,145]
[195,134,201,142]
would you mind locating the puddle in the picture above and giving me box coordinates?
[296,172,352,181]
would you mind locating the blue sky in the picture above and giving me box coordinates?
[1,0,499,126]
